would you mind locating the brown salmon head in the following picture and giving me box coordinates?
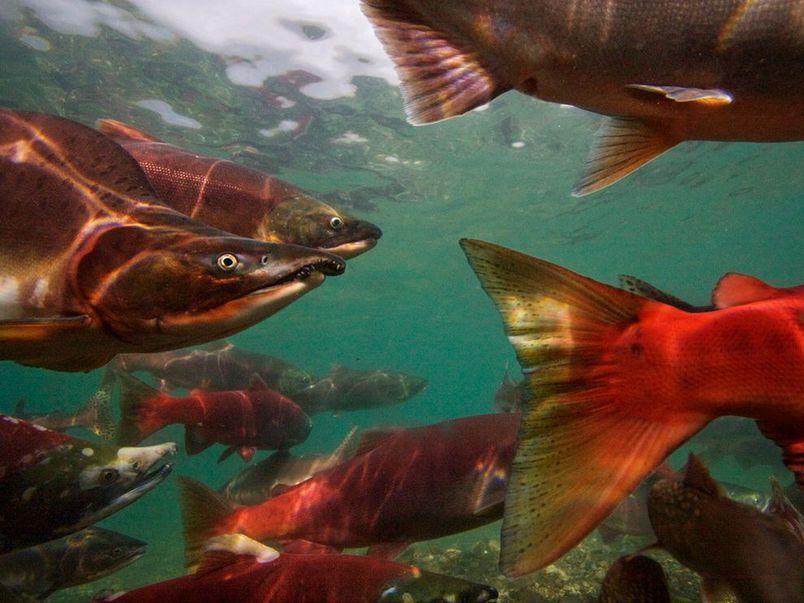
[263,192,382,259]
[71,225,345,348]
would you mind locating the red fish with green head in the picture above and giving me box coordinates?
[0,109,345,372]
[96,119,382,259]
[94,535,498,603]
[361,0,804,195]
[461,239,804,577]
[116,372,311,463]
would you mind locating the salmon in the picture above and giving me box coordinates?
[361,0,804,195]
[461,238,803,576]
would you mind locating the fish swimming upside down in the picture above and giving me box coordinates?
[96,119,382,258]
[0,109,345,372]
[0,415,175,553]
[361,0,804,195]
[460,239,803,576]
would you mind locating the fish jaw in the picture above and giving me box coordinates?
[324,236,379,259]
[154,273,324,343]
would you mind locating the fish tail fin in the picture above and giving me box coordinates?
[95,118,164,142]
[360,0,510,125]
[460,239,708,577]
[115,370,166,445]
[81,379,116,441]
[572,117,679,196]
[178,476,237,568]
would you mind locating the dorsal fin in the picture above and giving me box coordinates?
[249,374,270,391]
[712,273,777,309]
[354,427,403,457]
[618,275,702,312]
[766,477,804,543]
[682,454,723,497]
[95,118,164,143]
[198,534,279,573]
[333,426,361,461]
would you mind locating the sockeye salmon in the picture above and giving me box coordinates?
[461,239,803,576]
[96,119,382,258]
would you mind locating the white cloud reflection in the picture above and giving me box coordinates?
[6,0,398,100]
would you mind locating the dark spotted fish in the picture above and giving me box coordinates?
[649,455,804,603]
[0,415,175,553]
[361,0,804,195]
[0,527,146,599]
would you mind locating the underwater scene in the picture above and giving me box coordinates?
[0,0,802,601]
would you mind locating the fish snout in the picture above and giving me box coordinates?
[117,442,177,474]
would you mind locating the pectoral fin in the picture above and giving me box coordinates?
[627,84,733,106]
[0,315,115,371]
[572,118,679,197]
[185,426,213,456]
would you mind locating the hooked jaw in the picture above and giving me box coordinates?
[324,222,383,259]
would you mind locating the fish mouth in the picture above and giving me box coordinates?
[324,237,379,259]
[254,256,345,293]
[106,461,174,514]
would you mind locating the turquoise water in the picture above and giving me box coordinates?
[0,2,802,601]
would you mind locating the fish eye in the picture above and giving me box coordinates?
[113,547,122,556]
[260,255,270,266]
[217,253,239,272]
[99,468,119,485]
[131,461,140,470]
[329,216,343,230]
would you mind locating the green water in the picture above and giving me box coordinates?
[0,2,802,601]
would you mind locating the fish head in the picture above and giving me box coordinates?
[266,192,382,259]
[75,226,345,348]
[276,367,316,396]
[62,527,147,586]
[378,570,498,603]
[4,440,175,543]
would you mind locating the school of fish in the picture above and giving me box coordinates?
[0,1,801,601]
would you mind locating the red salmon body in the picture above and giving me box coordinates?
[98,535,498,603]
[461,239,804,576]
[181,413,518,561]
[117,373,311,460]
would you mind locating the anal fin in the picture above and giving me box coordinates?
[360,0,507,124]
[757,420,804,489]
[572,117,679,197]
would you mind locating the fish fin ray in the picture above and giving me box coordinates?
[82,380,116,440]
[354,427,403,457]
[618,275,702,312]
[681,454,723,497]
[572,117,678,196]
[460,239,708,576]
[712,273,777,309]
[178,476,238,569]
[115,370,165,445]
[248,373,270,391]
[95,118,164,142]
[766,477,804,542]
[360,0,507,124]
[627,84,732,105]
[333,426,361,462]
